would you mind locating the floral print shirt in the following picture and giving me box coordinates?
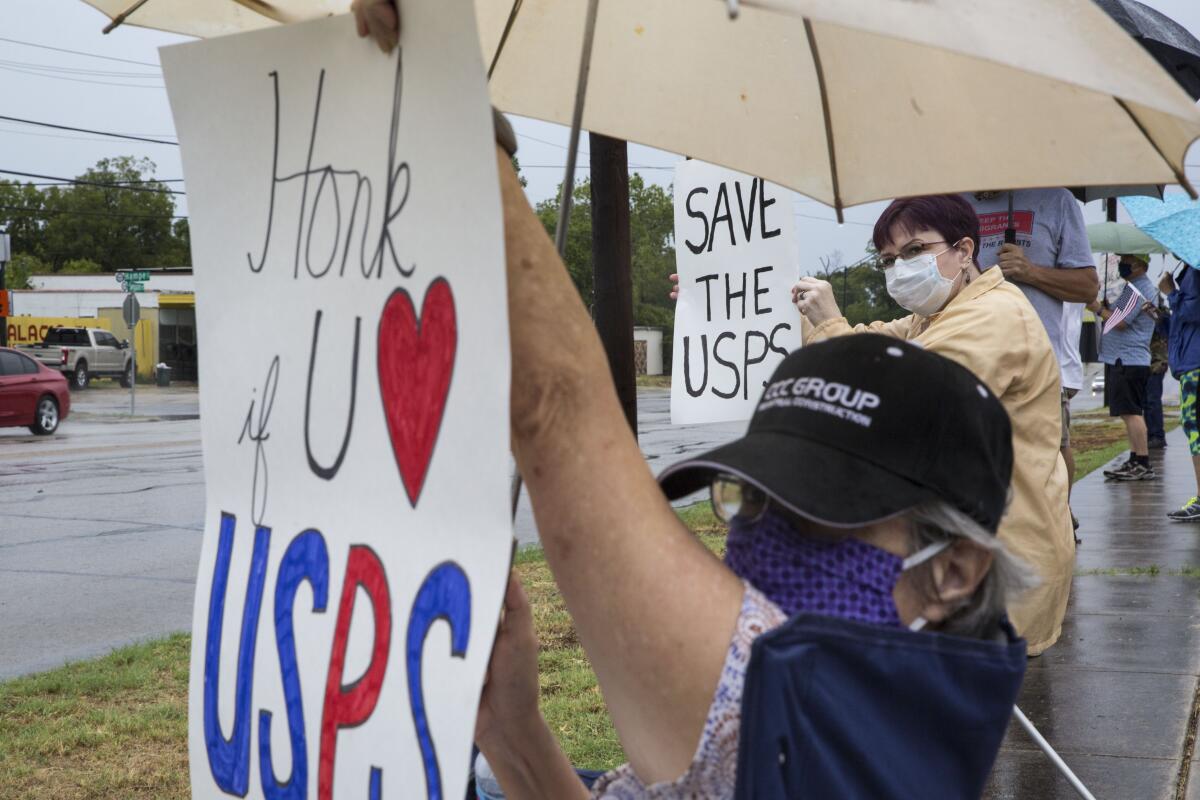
[589,583,786,799]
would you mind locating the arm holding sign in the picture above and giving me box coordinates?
[355,5,739,783]
[792,276,915,344]
[496,146,745,784]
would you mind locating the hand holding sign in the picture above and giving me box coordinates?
[352,0,401,52]
[792,276,840,326]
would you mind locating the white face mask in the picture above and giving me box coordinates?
[884,246,958,316]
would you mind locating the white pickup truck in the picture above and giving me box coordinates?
[18,327,133,390]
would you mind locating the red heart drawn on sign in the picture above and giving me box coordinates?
[378,278,457,507]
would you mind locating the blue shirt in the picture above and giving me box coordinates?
[1099,274,1156,367]
[1168,267,1200,377]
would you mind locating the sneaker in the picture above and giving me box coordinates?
[1148,437,1168,450]
[1114,463,1157,481]
[1168,497,1200,522]
[1103,459,1137,480]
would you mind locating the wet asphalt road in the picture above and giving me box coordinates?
[1,371,1175,679]
[0,384,744,678]
[0,386,205,679]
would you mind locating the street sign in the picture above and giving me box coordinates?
[124,281,146,292]
[123,294,141,326]
[118,270,151,282]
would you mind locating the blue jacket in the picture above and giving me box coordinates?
[1168,267,1200,377]
[735,615,1025,800]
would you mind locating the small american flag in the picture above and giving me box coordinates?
[1103,285,1146,334]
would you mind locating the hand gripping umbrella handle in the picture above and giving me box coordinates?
[1013,705,1097,800]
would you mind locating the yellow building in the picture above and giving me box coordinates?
[9,270,197,382]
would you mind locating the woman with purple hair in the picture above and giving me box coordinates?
[792,193,1073,657]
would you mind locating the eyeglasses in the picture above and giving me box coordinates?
[709,475,818,536]
[875,240,948,270]
[710,475,770,524]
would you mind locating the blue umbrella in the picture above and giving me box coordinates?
[1121,194,1200,267]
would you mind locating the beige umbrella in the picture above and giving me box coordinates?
[481,0,1200,219]
[82,0,339,36]
[84,0,1200,221]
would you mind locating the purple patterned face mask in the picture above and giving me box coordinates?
[725,508,946,629]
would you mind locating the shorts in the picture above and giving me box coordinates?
[1181,368,1200,456]
[1107,361,1150,417]
[1060,388,1077,449]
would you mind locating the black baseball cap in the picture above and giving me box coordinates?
[659,334,1013,533]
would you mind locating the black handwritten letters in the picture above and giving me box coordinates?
[237,356,280,527]
[304,311,361,481]
[680,176,790,402]
[684,177,781,255]
[247,51,413,281]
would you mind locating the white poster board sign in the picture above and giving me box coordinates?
[670,160,802,424]
[161,7,509,799]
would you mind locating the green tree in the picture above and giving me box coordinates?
[0,181,46,258]
[816,243,906,327]
[3,253,46,290]
[535,173,677,347]
[60,258,103,275]
[0,156,191,273]
[511,157,528,189]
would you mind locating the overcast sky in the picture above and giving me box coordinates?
[3,0,1199,274]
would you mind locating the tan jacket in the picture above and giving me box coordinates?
[806,267,1073,655]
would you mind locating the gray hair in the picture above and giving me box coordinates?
[904,500,1038,640]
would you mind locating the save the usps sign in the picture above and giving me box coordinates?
[161,6,509,799]
[671,160,801,424]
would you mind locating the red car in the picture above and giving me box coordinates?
[0,347,70,435]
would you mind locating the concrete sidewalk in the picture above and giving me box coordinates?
[986,427,1200,799]
[66,383,199,420]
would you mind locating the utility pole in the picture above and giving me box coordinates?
[0,230,9,347]
[589,133,637,436]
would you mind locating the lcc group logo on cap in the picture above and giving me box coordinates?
[758,376,882,428]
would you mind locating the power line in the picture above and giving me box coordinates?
[20,176,185,186]
[0,115,177,146]
[0,57,161,79]
[793,211,874,227]
[519,163,674,170]
[516,134,670,170]
[0,125,177,146]
[0,169,184,195]
[0,64,165,90]
[0,36,161,68]
[0,204,186,221]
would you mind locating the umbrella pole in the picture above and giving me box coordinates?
[512,0,601,519]
[1013,706,1097,800]
[552,0,601,255]
[1005,191,1017,245]
[101,0,151,33]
